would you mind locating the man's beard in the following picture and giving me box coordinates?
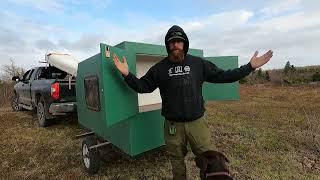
[168,49,185,63]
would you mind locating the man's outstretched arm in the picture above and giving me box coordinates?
[112,53,158,93]
[204,50,273,83]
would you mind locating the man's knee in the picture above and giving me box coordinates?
[187,117,215,156]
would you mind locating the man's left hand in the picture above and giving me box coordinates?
[250,50,273,69]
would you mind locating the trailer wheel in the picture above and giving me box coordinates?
[37,97,48,127]
[82,136,100,175]
[11,93,22,111]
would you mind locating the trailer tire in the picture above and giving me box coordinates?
[11,93,22,111]
[82,136,100,175]
[37,97,48,127]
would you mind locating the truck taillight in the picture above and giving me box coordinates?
[51,82,60,100]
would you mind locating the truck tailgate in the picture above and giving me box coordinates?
[56,80,76,102]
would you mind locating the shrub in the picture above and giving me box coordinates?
[312,72,320,82]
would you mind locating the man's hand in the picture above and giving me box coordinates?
[112,53,129,77]
[250,50,273,69]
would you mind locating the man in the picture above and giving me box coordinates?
[112,25,273,180]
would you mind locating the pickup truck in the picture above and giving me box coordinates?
[11,65,76,127]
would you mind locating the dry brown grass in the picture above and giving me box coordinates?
[0,82,14,107]
[0,84,319,179]
[206,84,320,179]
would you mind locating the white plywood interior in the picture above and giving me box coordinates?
[136,54,164,112]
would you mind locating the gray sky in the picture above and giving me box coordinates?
[0,0,319,73]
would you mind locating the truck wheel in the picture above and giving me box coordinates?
[37,97,48,127]
[11,93,22,111]
[82,136,100,175]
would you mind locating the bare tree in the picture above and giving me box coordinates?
[0,58,25,81]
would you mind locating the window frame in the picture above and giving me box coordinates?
[84,75,101,111]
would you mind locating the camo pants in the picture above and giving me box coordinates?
[164,114,214,180]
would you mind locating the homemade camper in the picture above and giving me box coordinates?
[76,41,240,174]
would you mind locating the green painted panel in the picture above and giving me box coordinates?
[76,50,133,155]
[100,43,139,127]
[76,54,107,137]
[130,110,165,156]
[114,41,126,50]
[203,56,240,100]
[100,120,132,155]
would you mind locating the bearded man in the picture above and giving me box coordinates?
[112,25,273,180]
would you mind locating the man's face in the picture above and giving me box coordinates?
[168,39,184,63]
[169,39,184,52]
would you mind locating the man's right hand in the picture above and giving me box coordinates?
[112,53,129,77]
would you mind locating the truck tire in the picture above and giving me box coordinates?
[11,93,22,111]
[82,136,100,175]
[37,97,48,127]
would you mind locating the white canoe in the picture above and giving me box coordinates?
[45,52,79,76]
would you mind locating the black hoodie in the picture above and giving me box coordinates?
[123,25,255,122]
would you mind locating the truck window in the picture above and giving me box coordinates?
[22,70,31,81]
[36,66,68,80]
[37,67,49,80]
[27,69,35,80]
[49,66,67,79]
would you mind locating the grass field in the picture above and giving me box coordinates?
[0,84,319,179]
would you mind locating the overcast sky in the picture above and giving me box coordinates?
[0,0,319,72]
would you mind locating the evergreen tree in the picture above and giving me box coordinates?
[266,71,271,81]
[284,61,291,74]
[257,68,263,77]
[313,72,320,82]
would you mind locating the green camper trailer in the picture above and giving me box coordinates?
[76,41,240,174]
